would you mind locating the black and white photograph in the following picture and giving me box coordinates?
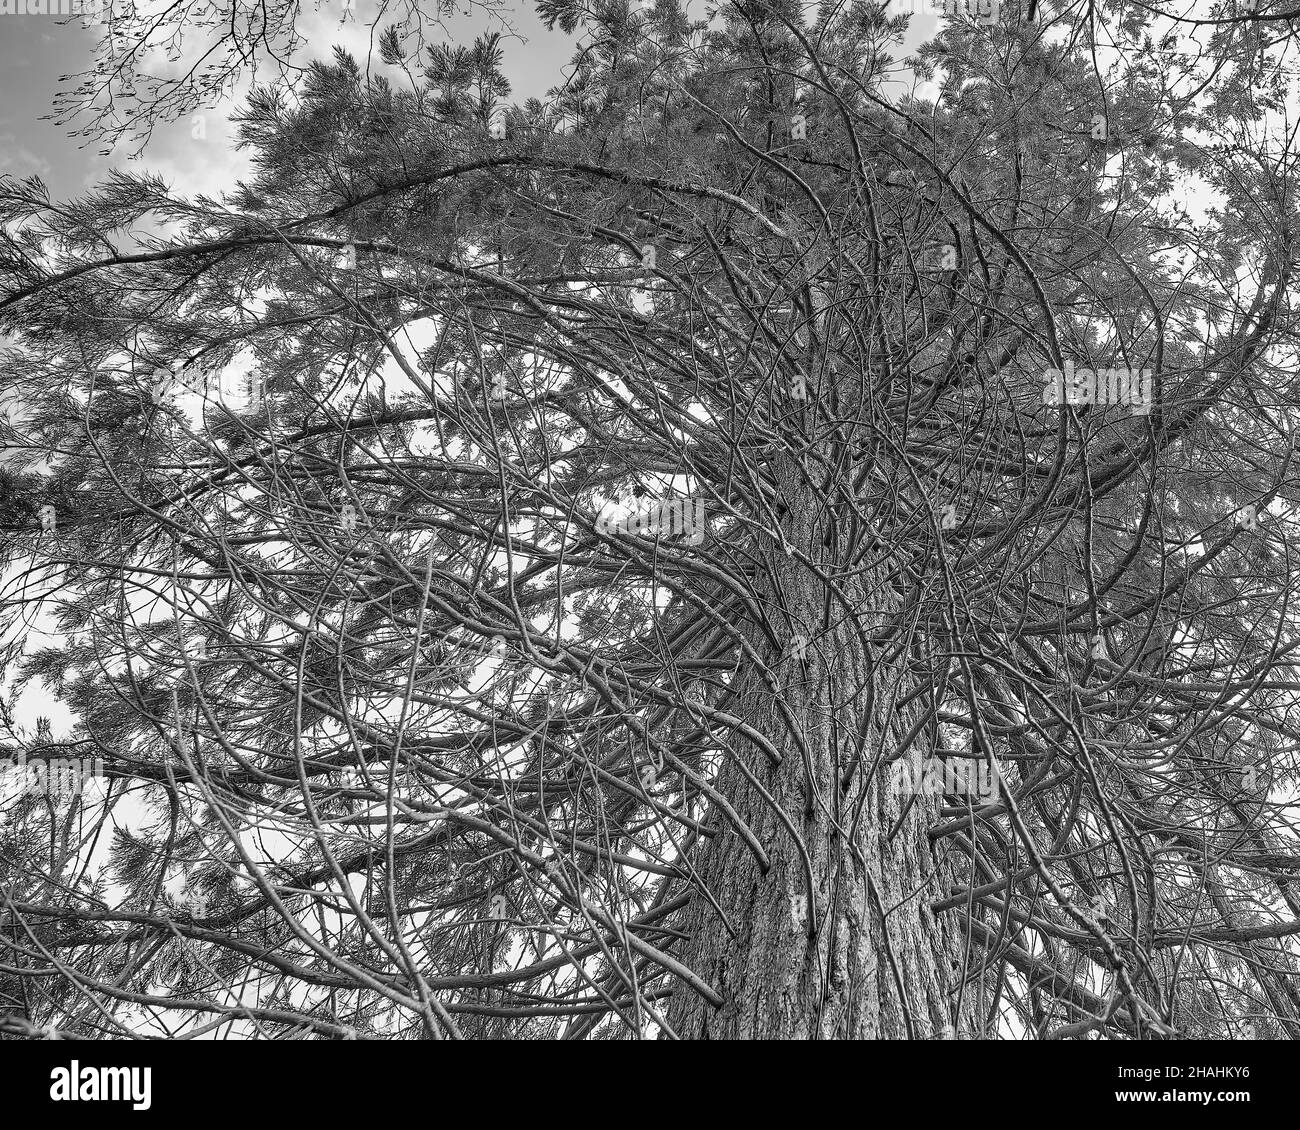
[0,0,1295,1095]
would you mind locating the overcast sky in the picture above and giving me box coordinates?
[0,2,583,201]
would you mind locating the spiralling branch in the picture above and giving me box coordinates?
[3,0,1300,1039]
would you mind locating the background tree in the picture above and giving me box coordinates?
[3,0,1300,1039]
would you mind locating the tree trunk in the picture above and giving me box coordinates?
[667,462,976,1039]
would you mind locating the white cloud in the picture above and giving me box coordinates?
[0,132,54,179]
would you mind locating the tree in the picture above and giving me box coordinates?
[54,0,515,154]
[3,0,1300,1039]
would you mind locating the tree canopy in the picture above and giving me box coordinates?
[4,0,1300,1039]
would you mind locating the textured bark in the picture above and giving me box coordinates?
[666,466,975,1039]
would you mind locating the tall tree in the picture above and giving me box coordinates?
[4,0,1300,1039]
